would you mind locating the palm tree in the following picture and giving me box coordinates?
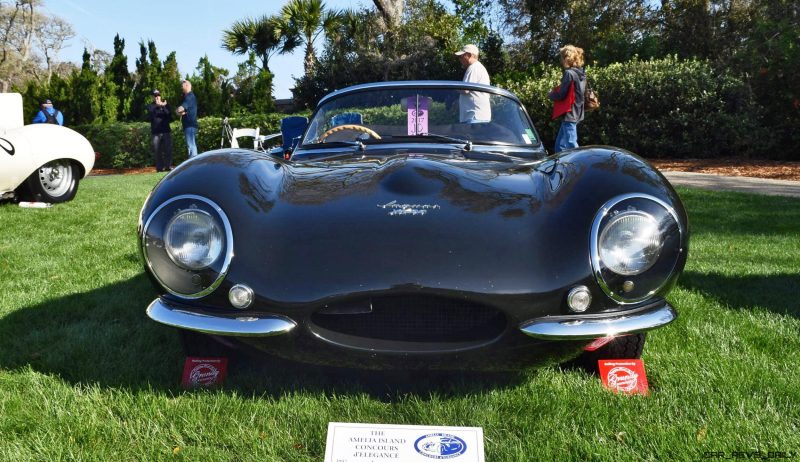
[221,14,298,73]
[327,8,369,48]
[280,0,342,76]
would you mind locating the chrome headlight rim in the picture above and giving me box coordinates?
[590,193,684,304]
[142,194,234,299]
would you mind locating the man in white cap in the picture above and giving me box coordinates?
[454,44,491,123]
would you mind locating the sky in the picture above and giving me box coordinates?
[43,0,371,99]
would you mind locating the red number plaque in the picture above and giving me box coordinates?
[598,359,649,396]
[181,357,228,389]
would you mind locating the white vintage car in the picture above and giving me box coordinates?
[0,93,94,203]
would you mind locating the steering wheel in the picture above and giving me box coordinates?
[319,124,381,142]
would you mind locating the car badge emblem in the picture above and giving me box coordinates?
[378,200,440,216]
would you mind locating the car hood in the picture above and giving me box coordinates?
[145,148,685,310]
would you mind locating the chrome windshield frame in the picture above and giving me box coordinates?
[302,81,541,152]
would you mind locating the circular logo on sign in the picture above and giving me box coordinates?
[607,366,639,392]
[189,363,220,386]
[414,433,467,459]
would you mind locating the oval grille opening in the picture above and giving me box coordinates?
[311,295,506,343]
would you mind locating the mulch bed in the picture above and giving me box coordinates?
[90,167,164,176]
[90,158,800,181]
[649,158,800,182]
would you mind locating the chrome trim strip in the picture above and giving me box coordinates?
[590,193,684,304]
[141,194,235,300]
[295,142,542,156]
[519,303,677,340]
[308,81,541,154]
[146,298,296,337]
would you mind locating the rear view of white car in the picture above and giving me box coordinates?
[0,93,94,203]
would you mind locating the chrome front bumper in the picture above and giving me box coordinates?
[146,298,297,337]
[519,302,677,340]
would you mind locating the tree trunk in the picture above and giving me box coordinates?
[373,0,404,29]
[304,42,315,75]
[0,1,35,90]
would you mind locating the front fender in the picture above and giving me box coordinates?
[0,124,95,192]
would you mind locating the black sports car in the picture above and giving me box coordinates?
[139,81,688,371]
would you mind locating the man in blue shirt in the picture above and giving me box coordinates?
[176,79,198,158]
[32,99,64,125]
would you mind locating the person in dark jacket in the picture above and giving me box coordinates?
[176,79,198,158]
[146,90,173,172]
[32,99,64,125]
[548,45,586,153]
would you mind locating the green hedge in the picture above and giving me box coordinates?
[77,113,309,169]
[497,56,771,158]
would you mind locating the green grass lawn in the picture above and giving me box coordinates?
[1,173,798,461]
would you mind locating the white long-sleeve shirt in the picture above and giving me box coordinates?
[460,61,491,122]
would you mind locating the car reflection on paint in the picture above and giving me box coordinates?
[138,81,688,372]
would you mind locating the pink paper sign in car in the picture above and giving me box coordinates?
[407,97,429,135]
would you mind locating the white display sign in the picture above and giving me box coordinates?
[324,422,485,462]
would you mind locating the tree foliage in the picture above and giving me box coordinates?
[4,0,795,158]
[230,52,275,115]
[107,34,131,120]
[18,31,237,124]
[280,0,342,76]
[293,0,465,107]
[497,0,658,66]
[192,55,231,117]
[1,1,49,91]
[221,14,298,73]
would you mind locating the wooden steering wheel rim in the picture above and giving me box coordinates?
[320,124,381,141]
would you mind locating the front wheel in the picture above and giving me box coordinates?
[573,333,646,373]
[24,160,80,203]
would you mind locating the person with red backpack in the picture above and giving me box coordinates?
[548,45,586,153]
[32,99,64,125]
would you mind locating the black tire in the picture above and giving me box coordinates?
[23,160,80,203]
[573,333,646,374]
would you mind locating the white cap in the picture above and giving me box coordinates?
[454,44,479,58]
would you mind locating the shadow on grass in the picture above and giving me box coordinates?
[680,270,800,318]
[0,274,531,399]
[229,355,530,402]
[0,274,177,389]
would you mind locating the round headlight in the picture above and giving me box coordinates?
[142,195,233,299]
[591,193,685,304]
[599,211,662,275]
[164,209,224,270]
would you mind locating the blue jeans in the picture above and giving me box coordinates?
[184,127,198,158]
[554,121,578,153]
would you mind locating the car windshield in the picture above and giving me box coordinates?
[301,87,540,147]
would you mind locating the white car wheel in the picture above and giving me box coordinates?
[24,160,80,203]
